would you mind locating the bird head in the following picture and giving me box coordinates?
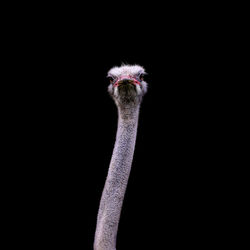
[107,65,147,106]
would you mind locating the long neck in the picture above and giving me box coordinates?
[94,104,140,250]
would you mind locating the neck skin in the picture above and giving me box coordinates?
[94,104,140,250]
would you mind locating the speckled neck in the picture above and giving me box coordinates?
[94,104,140,250]
[118,103,140,120]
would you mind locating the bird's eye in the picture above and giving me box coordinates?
[107,76,114,83]
[139,73,144,81]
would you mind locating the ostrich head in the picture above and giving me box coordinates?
[107,64,147,106]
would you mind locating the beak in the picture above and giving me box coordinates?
[113,76,141,87]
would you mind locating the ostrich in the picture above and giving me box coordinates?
[94,65,148,250]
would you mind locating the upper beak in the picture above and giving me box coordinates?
[114,77,141,87]
[117,78,135,86]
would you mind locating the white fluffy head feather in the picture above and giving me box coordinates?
[108,65,146,78]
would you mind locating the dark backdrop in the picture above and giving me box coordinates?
[10,8,230,249]
[21,48,224,250]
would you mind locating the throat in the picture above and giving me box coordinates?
[118,104,140,120]
[117,85,139,106]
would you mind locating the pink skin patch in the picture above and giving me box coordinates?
[113,75,141,87]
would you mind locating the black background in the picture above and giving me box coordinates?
[6,4,235,249]
[19,48,225,250]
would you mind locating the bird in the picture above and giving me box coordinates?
[94,64,148,250]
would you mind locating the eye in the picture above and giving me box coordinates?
[107,76,114,84]
[139,73,145,81]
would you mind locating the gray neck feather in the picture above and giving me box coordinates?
[94,104,140,250]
